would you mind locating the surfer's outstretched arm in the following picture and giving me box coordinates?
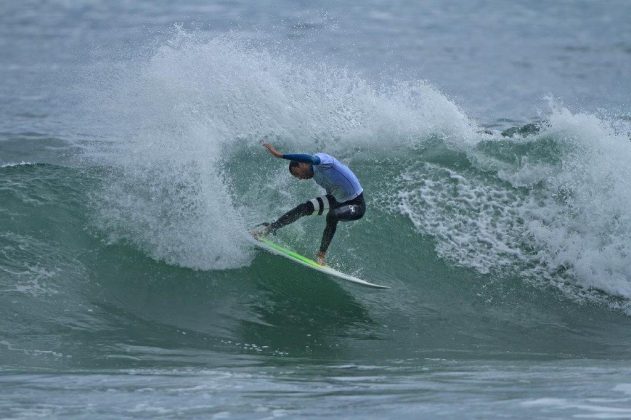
[262,143,321,164]
[262,143,284,158]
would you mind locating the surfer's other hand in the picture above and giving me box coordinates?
[262,143,283,158]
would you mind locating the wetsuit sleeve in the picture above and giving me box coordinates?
[281,153,321,165]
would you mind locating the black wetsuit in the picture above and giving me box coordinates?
[270,193,366,254]
[268,152,365,254]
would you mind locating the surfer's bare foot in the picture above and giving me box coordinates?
[316,251,326,266]
[251,223,271,238]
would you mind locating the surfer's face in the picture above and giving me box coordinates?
[290,163,313,180]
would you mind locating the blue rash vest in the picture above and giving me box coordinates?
[283,152,363,202]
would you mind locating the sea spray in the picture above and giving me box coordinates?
[83,30,475,270]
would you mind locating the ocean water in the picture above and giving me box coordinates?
[1,0,631,418]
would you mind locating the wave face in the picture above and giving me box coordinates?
[77,32,631,309]
[0,28,630,375]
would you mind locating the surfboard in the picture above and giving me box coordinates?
[251,235,389,289]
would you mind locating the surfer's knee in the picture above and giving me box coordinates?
[309,195,332,216]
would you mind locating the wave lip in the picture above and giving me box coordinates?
[519,107,631,300]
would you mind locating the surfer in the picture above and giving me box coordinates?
[254,142,365,265]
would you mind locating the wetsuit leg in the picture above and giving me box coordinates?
[319,193,366,253]
[331,201,365,221]
[269,200,315,233]
[319,212,339,254]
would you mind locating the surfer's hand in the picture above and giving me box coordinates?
[262,143,283,158]
[316,251,326,266]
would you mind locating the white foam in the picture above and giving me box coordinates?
[394,163,530,276]
[0,161,34,168]
[392,103,631,307]
[83,29,475,270]
[513,107,631,299]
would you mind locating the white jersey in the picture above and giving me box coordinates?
[312,153,363,202]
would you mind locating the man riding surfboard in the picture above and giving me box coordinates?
[254,143,365,266]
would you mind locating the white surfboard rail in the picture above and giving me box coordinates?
[251,235,389,289]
